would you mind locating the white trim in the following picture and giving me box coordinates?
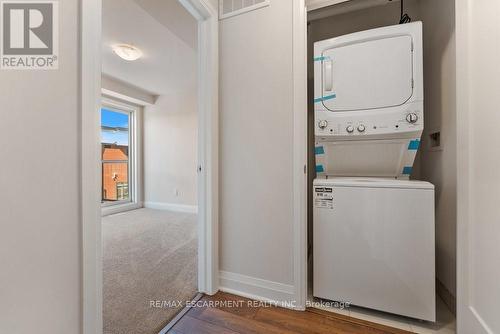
[81,1,218,333]
[102,202,143,217]
[101,97,138,113]
[178,0,205,20]
[187,0,220,296]
[455,0,491,333]
[144,202,198,214]
[101,74,157,106]
[100,98,142,213]
[292,0,308,312]
[219,271,296,308]
[306,0,351,12]
[469,307,495,334]
[101,88,155,106]
[218,0,269,20]
[455,0,470,332]
[101,97,144,211]
[81,1,103,334]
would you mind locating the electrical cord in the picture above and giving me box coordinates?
[399,0,412,24]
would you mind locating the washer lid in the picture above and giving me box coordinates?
[313,177,434,190]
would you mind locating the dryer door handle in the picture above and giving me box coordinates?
[324,59,333,91]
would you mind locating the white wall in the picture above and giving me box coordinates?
[136,1,199,213]
[0,0,81,333]
[102,0,197,96]
[207,0,218,12]
[457,0,500,332]
[102,74,157,105]
[134,0,198,50]
[143,90,198,209]
[419,0,457,305]
[219,0,295,298]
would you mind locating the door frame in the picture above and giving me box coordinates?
[455,0,494,333]
[80,1,219,333]
[292,0,308,310]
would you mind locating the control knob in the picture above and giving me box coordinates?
[357,125,366,133]
[346,125,355,133]
[318,120,328,130]
[406,113,418,124]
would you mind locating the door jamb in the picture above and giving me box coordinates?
[292,0,308,311]
[455,0,491,333]
[80,1,219,333]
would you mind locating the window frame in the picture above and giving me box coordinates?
[100,98,139,208]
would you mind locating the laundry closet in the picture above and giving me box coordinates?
[306,0,457,326]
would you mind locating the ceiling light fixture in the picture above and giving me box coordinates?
[112,44,143,61]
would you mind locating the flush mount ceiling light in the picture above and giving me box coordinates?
[112,44,143,61]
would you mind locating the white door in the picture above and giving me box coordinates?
[457,0,500,333]
[321,35,413,111]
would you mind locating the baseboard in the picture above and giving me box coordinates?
[219,271,296,309]
[101,202,143,217]
[144,201,198,214]
[437,279,456,315]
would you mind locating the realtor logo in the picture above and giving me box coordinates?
[1,1,58,69]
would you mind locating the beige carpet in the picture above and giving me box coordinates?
[102,208,197,334]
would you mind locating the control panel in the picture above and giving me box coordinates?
[315,102,423,138]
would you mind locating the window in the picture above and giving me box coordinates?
[101,102,135,205]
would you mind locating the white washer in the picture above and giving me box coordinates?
[313,177,436,322]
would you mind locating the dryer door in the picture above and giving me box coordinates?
[321,35,413,111]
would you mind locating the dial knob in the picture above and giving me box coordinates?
[357,124,366,133]
[346,125,355,133]
[318,120,328,130]
[406,113,418,124]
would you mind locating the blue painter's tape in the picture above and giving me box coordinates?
[402,166,413,175]
[315,146,325,155]
[314,94,336,103]
[314,56,330,62]
[316,165,325,173]
[408,139,420,150]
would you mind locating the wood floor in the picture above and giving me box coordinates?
[167,292,413,334]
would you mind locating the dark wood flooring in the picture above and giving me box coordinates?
[167,292,413,334]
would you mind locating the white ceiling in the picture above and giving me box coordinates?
[102,0,198,96]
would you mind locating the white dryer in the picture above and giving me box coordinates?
[314,22,423,178]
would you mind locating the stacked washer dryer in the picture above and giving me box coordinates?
[312,22,436,322]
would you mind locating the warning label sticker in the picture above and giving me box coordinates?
[314,187,334,209]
